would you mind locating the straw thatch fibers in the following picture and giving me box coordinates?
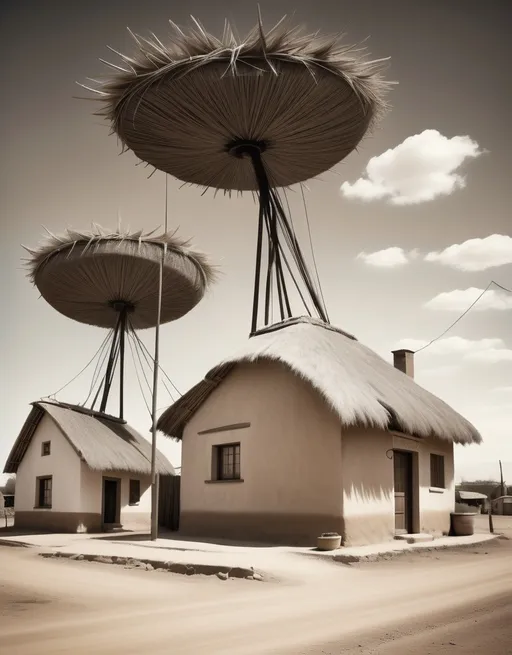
[4,401,174,476]
[25,226,216,329]
[87,16,393,191]
[157,317,481,445]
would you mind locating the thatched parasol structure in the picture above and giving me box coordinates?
[24,225,216,421]
[83,14,394,333]
[26,226,215,330]
[91,17,390,191]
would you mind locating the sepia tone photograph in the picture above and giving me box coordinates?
[0,0,511,653]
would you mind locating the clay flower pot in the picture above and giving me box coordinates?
[317,532,342,551]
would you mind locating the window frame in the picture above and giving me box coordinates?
[430,453,446,489]
[128,479,141,506]
[41,441,51,456]
[215,443,241,481]
[36,475,53,509]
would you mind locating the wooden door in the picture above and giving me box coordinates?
[103,479,119,524]
[394,451,413,534]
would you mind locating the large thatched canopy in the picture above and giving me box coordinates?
[4,401,175,476]
[88,15,393,191]
[157,317,481,445]
[25,226,216,329]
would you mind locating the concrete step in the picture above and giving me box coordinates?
[394,533,435,544]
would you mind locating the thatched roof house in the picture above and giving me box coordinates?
[158,317,481,445]
[5,401,174,534]
[157,317,481,547]
[5,401,174,476]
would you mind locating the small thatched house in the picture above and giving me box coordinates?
[4,401,174,533]
[157,317,481,547]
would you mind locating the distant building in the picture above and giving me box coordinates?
[457,481,512,515]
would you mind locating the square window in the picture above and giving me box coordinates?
[430,454,445,489]
[215,443,241,481]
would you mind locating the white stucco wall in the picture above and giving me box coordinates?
[181,359,457,546]
[80,464,152,528]
[342,430,455,545]
[181,359,343,540]
[15,414,81,513]
[341,427,395,546]
[419,437,455,534]
[79,464,102,514]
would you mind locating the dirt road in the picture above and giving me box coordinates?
[1,538,511,655]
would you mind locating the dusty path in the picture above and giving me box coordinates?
[0,538,511,655]
[302,589,512,654]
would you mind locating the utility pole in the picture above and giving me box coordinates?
[150,254,163,542]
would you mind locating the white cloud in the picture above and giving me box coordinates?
[341,129,483,205]
[356,247,419,268]
[425,234,512,271]
[465,349,512,364]
[425,287,512,311]
[393,336,512,364]
[492,386,512,395]
[420,364,461,377]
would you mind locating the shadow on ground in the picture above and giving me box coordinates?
[91,531,280,549]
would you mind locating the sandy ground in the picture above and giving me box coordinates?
[1,531,511,655]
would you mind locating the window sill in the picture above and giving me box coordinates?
[205,479,244,484]
[128,502,140,507]
[429,487,445,494]
[34,506,52,510]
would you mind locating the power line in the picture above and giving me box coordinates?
[299,183,330,323]
[43,330,113,400]
[414,280,511,354]
[127,328,152,417]
[492,280,511,293]
[128,324,177,404]
[82,331,115,407]
[128,330,153,397]
[129,322,182,397]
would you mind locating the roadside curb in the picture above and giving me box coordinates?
[38,551,265,581]
[332,534,502,564]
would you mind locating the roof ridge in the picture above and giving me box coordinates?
[35,400,127,424]
[251,316,357,341]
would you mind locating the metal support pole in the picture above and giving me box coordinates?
[150,252,164,541]
[99,314,122,414]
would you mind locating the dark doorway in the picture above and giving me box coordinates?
[394,450,414,534]
[103,478,119,526]
[158,474,181,531]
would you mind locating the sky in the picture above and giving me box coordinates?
[1,0,511,485]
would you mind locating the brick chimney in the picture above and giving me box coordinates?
[392,349,415,379]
